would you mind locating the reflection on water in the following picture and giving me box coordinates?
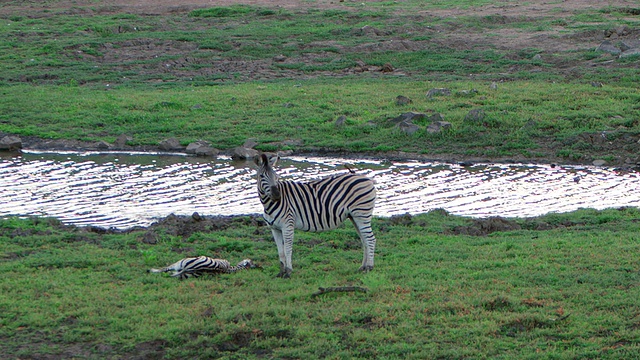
[1,150,638,229]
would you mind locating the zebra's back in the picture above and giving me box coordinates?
[276,173,376,232]
[149,256,232,279]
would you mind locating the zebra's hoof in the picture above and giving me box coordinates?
[276,269,292,278]
[359,265,374,273]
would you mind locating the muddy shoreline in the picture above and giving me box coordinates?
[5,133,615,168]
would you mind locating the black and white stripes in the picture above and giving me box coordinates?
[149,257,256,280]
[255,153,377,278]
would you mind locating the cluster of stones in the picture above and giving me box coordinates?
[595,25,640,58]
[0,131,297,163]
[158,137,263,160]
[380,88,488,137]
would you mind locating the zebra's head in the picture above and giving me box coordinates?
[237,259,258,269]
[254,153,281,202]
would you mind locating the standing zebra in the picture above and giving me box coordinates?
[254,153,377,278]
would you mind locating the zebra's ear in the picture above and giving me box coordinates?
[253,154,263,166]
[267,154,279,167]
[270,185,281,201]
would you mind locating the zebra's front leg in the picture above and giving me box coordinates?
[270,228,288,278]
[278,224,295,278]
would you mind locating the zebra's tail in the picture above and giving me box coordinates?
[148,265,188,279]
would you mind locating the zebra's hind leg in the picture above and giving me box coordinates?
[349,215,377,272]
[271,228,292,278]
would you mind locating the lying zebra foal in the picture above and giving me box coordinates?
[149,256,257,280]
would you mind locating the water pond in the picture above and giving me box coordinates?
[1,151,638,229]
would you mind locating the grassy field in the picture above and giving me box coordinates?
[1,1,640,358]
[0,1,639,164]
[1,208,639,358]
[1,80,639,163]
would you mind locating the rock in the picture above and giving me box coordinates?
[114,134,131,148]
[428,113,445,122]
[195,146,219,157]
[232,146,259,160]
[612,25,630,37]
[464,109,486,123]
[390,112,425,134]
[354,59,368,72]
[426,121,452,134]
[360,25,385,36]
[532,54,542,60]
[185,143,199,154]
[335,115,347,127]
[159,137,182,151]
[191,104,202,109]
[360,25,374,34]
[490,82,498,90]
[380,63,394,72]
[591,82,603,87]
[142,231,158,244]
[282,139,303,147]
[390,213,413,226]
[389,112,427,125]
[596,40,621,55]
[95,140,112,150]
[243,138,258,149]
[277,149,293,157]
[273,54,287,62]
[426,88,451,98]
[0,135,22,150]
[186,140,210,154]
[592,159,607,166]
[458,89,478,97]
[620,39,640,52]
[192,212,202,221]
[356,25,389,36]
[396,121,420,135]
[619,48,640,58]
[395,95,412,105]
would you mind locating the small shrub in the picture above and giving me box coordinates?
[189,6,254,18]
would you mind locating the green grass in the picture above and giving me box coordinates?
[0,79,638,162]
[0,2,638,86]
[1,208,639,358]
[0,2,639,356]
[0,2,638,164]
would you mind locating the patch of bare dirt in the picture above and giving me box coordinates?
[2,0,638,84]
[451,216,522,236]
[4,0,638,57]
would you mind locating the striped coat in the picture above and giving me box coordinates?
[255,153,377,278]
[149,257,255,279]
